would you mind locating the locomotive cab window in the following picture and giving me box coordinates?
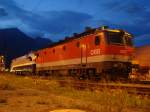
[107,31,124,45]
[95,36,100,45]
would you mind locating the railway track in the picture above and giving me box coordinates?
[57,79,150,96]
[1,72,150,96]
[16,74,150,96]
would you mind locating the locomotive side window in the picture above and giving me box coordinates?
[53,49,55,53]
[63,46,66,51]
[76,42,80,48]
[95,36,100,45]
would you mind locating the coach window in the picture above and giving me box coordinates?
[95,36,101,45]
[63,46,66,51]
[76,42,80,48]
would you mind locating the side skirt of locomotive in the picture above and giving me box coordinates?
[36,61,132,81]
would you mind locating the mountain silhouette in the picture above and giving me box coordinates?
[0,28,52,68]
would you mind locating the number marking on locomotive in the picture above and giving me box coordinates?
[90,49,101,56]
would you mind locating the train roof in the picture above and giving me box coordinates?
[12,52,34,61]
[36,26,132,52]
[49,29,96,47]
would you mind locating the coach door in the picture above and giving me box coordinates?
[80,44,87,66]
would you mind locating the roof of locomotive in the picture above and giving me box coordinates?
[36,27,132,52]
[48,28,97,48]
[35,28,96,52]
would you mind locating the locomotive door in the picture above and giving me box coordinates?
[80,44,87,66]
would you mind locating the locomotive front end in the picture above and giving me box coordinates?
[103,29,134,80]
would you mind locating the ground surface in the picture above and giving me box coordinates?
[0,73,150,112]
[50,109,85,112]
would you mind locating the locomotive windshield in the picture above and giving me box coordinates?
[107,32,124,45]
[106,31,133,46]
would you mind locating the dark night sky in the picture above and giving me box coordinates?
[0,0,150,46]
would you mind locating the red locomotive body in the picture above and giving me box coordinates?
[34,27,134,80]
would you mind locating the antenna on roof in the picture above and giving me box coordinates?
[85,26,92,31]
[100,26,109,30]
[73,33,78,36]
[65,36,70,40]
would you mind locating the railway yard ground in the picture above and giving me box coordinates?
[0,72,150,112]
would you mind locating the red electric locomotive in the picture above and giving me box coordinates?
[34,26,134,80]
